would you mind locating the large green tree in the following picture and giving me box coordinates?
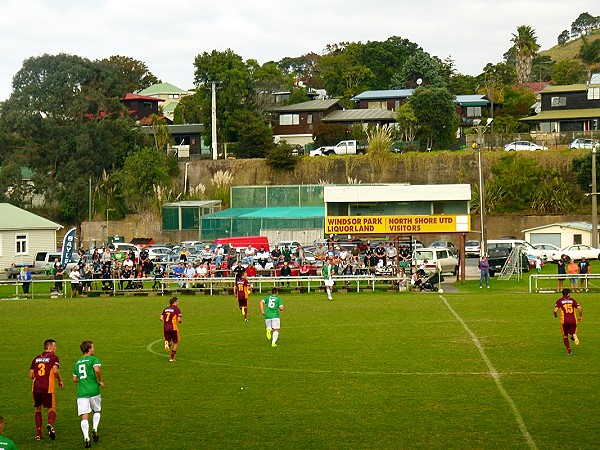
[552,59,586,85]
[510,25,540,84]
[571,12,600,38]
[97,55,160,94]
[407,86,458,149]
[391,49,447,89]
[0,53,141,230]
[578,35,600,81]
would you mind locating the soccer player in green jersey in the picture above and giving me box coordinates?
[73,341,104,449]
[0,415,17,450]
[260,287,284,347]
[323,258,334,300]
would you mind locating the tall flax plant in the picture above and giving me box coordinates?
[366,125,393,171]
[212,170,233,208]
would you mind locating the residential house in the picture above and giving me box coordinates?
[523,221,598,248]
[0,203,62,270]
[120,93,164,122]
[521,83,600,133]
[270,99,343,146]
[138,82,193,122]
[140,124,207,159]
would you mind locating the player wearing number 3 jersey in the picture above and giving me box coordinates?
[554,288,583,356]
[29,339,64,441]
[73,341,104,448]
[260,287,284,347]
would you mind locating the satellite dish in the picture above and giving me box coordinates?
[534,105,541,114]
[416,78,423,86]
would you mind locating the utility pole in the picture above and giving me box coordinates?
[592,143,598,248]
[211,81,218,160]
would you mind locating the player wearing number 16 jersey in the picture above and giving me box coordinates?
[554,288,583,356]
[30,339,64,441]
[73,341,104,448]
[160,296,182,362]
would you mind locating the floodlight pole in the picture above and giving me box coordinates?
[211,81,218,160]
[473,118,493,256]
[592,144,598,248]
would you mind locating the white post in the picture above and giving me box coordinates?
[211,81,218,160]
[592,144,598,248]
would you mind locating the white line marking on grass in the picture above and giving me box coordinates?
[440,295,538,450]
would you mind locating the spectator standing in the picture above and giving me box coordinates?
[578,257,591,291]
[314,243,327,263]
[69,266,82,298]
[557,254,567,291]
[53,263,65,294]
[567,259,579,291]
[478,255,490,289]
[534,256,542,274]
[19,265,33,297]
[295,244,305,266]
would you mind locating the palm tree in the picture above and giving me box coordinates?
[511,25,540,84]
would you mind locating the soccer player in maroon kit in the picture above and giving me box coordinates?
[234,272,251,321]
[160,297,182,362]
[29,339,64,441]
[554,288,583,356]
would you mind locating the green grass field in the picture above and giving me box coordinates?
[0,285,598,449]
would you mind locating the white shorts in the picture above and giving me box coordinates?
[77,395,102,416]
[324,279,334,287]
[265,318,281,330]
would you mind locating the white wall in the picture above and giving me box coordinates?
[0,229,58,269]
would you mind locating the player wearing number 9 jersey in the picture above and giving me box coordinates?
[73,341,104,448]
[554,288,583,356]
[30,339,64,441]
[160,296,182,362]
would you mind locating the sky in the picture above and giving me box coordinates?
[0,0,597,101]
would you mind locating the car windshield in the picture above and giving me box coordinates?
[414,251,434,260]
[466,241,479,246]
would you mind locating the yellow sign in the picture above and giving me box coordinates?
[325,215,470,234]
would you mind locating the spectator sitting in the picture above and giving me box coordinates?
[173,262,185,288]
[256,246,270,268]
[200,245,213,265]
[279,261,292,286]
[214,244,225,268]
[270,245,283,263]
[244,244,256,265]
[411,271,425,291]
[299,262,311,276]
[245,264,257,278]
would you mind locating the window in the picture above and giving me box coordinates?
[588,87,600,100]
[279,114,300,126]
[168,94,180,99]
[466,106,482,117]
[143,102,153,109]
[16,234,28,255]
[550,96,566,107]
[573,234,582,245]
[307,114,313,130]
[367,101,387,110]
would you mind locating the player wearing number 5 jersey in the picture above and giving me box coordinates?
[554,288,583,356]
[30,339,64,441]
[160,297,182,362]
[260,287,284,347]
[73,341,104,448]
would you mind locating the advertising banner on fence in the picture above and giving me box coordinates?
[325,215,470,234]
[60,227,76,266]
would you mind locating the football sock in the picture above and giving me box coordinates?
[35,410,42,435]
[92,412,100,431]
[272,331,279,345]
[81,419,90,440]
[562,336,570,350]
[48,410,56,425]
[171,350,177,359]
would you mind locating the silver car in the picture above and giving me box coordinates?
[569,138,599,149]
[504,140,548,151]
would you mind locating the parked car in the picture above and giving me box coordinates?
[429,240,455,249]
[146,246,173,261]
[569,138,599,149]
[551,244,600,261]
[411,247,459,275]
[504,140,548,151]
[487,248,530,277]
[532,243,561,260]
[464,240,481,257]
[487,239,547,262]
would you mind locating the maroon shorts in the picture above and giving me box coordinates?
[164,329,179,343]
[238,297,248,308]
[33,392,54,409]
[561,323,577,336]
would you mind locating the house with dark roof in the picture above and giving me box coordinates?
[269,99,344,145]
[120,93,164,122]
[520,83,600,133]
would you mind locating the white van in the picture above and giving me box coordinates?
[412,247,459,275]
[34,251,80,271]
[486,239,547,261]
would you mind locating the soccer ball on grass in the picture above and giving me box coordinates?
[438,288,444,293]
